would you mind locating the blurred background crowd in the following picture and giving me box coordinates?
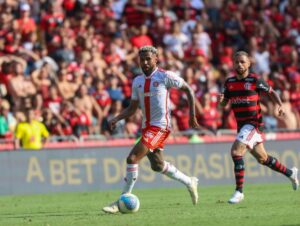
[0,0,300,142]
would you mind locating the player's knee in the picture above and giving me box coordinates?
[257,157,267,164]
[127,155,138,164]
[151,162,164,172]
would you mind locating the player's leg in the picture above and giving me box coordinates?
[102,141,149,213]
[122,140,149,194]
[147,149,199,205]
[228,140,247,204]
[147,149,192,185]
[251,143,299,190]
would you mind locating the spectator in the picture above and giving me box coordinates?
[276,90,300,130]
[197,93,221,133]
[190,22,212,58]
[93,80,112,117]
[102,100,126,138]
[130,25,153,49]
[56,69,78,100]
[15,3,36,41]
[172,96,191,132]
[0,100,16,138]
[43,85,63,115]
[8,61,37,110]
[31,63,52,101]
[163,21,189,59]
[107,76,125,102]
[122,0,152,28]
[74,84,103,134]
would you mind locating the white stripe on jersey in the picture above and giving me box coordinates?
[151,131,164,146]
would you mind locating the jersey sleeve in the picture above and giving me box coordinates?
[131,78,139,100]
[40,123,49,138]
[165,71,184,89]
[15,123,24,140]
[256,78,271,93]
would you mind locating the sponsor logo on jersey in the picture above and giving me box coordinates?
[144,91,162,97]
[231,97,251,104]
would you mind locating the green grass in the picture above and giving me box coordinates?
[0,184,299,226]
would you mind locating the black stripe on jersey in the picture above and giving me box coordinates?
[228,91,257,97]
[235,111,258,118]
[231,102,257,108]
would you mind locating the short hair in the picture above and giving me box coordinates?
[139,46,158,55]
[234,51,249,59]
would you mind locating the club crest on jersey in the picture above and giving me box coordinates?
[153,81,159,87]
[244,82,251,90]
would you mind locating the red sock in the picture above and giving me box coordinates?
[263,155,292,177]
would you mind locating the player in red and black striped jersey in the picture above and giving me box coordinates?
[219,51,299,204]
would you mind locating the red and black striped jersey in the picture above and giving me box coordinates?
[223,73,271,131]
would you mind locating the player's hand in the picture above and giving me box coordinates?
[277,106,285,117]
[108,118,118,131]
[217,93,224,103]
[189,116,200,129]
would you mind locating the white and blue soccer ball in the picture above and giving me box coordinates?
[118,193,140,213]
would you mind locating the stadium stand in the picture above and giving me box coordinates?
[0,0,300,148]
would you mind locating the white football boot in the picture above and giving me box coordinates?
[228,191,244,204]
[187,177,199,205]
[289,167,299,191]
[102,200,119,214]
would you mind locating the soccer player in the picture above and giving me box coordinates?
[102,46,200,213]
[218,51,299,204]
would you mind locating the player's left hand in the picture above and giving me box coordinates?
[189,116,200,129]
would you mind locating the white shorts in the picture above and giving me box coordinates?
[236,124,263,149]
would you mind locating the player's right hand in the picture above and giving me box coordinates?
[217,93,224,103]
[189,116,200,129]
[108,118,118,131]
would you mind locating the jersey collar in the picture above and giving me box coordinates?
[144,67,158,79]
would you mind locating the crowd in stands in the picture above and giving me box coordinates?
[0,0,300,141]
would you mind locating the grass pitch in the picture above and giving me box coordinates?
[0,183,299,226]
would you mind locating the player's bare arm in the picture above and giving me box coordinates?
[108,99,139,130]
[179,81,200,129]
[218,93,228,107]
[268,88,285,117]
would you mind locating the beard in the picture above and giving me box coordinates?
[235,67,247,75]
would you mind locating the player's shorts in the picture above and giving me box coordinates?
[236,124,263,149]
[141,126,170,151]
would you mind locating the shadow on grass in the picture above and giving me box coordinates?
[0,211,94,219]
[281,225,300,226]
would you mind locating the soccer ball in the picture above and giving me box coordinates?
[118,193,140,213]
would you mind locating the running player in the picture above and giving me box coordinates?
[102,46,200,213]
[218,51,299,204]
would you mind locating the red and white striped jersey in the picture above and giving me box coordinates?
[131,68,184,129]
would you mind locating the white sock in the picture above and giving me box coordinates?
[122,164,138,194]
[161,161,191,186]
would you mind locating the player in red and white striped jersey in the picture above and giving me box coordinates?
[219,51,299,204]
[103,46,200,213]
